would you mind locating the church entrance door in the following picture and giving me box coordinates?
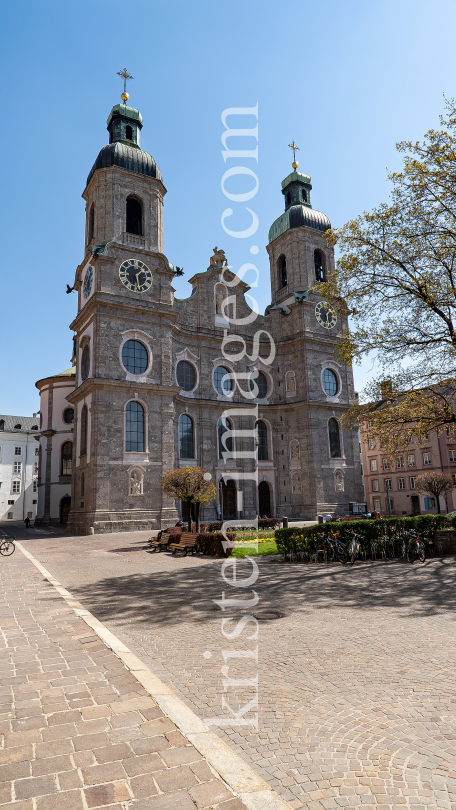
[60,496,71,524]
[258,481,271,517]
[221,479,236,519]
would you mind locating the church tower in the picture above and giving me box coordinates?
[66,88,179,534]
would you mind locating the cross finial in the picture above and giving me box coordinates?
[117,68,134,104]
[288,139,300,169]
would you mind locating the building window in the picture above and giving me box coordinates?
[214,366,233,396]
[398,478,405,490]
[385,479,392,490]
[125,124,133,140]
[424,496,436,509]
[423,452,431,465]
[372,480,379,492]
[179,414,194,459]
[13,461,21,474]
[314,250,325,282]
[368,439,375,450]
[328,418,341,458]
[80,405,88,455]
[7,512,13,520]
[302,188,307,202]
[382,458,390,470]
[370,459,377,472]
[63,408,74,424]
[35,446,39,455]
[122,340,148,375]
[14,424,22,429]
[126,196,143,236]
[34,462,38,473]
[452,474,456,486]
[408,454,415,467]
[61,442,73,476]
[410,476,416,489]
[322,368,338,396]
[396,456,404,468]
[88,205,95,242]
[446,425,455,439]
[12,481,20,494]
[218,417,233,459]
[373,497,381,512]
[33,480,37,492]
[386,497,394,511]
[81,472,85,496]
[126,401,145,452]
[176,360,197,392]
[450,450,456,462]
[81,345,90,381]
[250,371,268,399]
[256,420,268,461]
[277,255,287,288]
[15,446,21,455]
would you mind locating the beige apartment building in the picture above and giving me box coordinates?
[361,424,456,515]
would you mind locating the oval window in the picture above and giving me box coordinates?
[322,368,338,396]
[122,340,148,375]
[250,370,268,399]
[176,360,196,391]
[214,366,233,396]
[63,408,74,424]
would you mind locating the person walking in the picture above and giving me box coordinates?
[24,516,30,529]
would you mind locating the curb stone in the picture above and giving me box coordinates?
[16,541,293,810]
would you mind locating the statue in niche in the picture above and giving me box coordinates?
[210,246,228,267]
[334,471,344,492]
[292,475,301,494]
[287,373,296,391]
[130,471,141,495]
[291,444,299,459]
[216,289,225,315]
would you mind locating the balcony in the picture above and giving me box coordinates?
[121,232,146,249]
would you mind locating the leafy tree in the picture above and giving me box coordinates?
[320,99,456,455]
[161,466,216,532]
[414,472,454,514]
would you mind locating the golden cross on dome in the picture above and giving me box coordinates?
[117,68,134,104]
[288,139,300,169]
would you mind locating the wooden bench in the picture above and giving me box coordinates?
[169,533,197,556]
[148,535,173,552]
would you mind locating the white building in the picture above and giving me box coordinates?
[0,415,40,523]
[35,368,75,525]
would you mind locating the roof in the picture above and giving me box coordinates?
[0,415,39,433]
[86,142,162,188]
[56,367,76,377]
[268,205,331,243]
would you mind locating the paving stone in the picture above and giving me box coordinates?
[155,764,199,793]
[93,743,134,763]
[122,752,164,776]
[161,745,202,767]
[32,755,73,776]
[0,759,30,781]
[136,790,197,809]
[129,772,160,798]
[35,790,85,810]
[80,761,127,785]
[15,775,59,800]
[84,780,131,807]
[189,779,234,807]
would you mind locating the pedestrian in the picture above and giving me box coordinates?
[24,516,30,529]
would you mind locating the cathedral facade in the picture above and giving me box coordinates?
[37,98,363,534]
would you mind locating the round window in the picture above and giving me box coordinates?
[250,370,268,399]
[322,368,338,396]
[122,340,148,375]
[214,366,233,396]
[176,360,196,391]
[63,408,74,424]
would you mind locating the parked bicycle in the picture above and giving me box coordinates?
[314,532,348,564]
[0,537,15,556]
[399,530,425,564]
[347,532,362,565]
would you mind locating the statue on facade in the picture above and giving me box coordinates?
[291,444,299,459]
[130,471,141,495]
[216,289,225,315]
[335,471,344,492]
[210,247,228,267]
[287,373,296,391]
[292,475,301,494]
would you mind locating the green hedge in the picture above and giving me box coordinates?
[195,532,235,557]
[275,514,452,558]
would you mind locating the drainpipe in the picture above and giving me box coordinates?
[437,431,448,513]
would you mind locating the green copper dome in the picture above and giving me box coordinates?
[268,169,331,243]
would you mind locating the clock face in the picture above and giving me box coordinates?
[83,265,93,300]
[119,259,153,293]
[315,301,337,329]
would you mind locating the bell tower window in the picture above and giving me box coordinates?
[88,205,95,242]
[278,255,287,289]
[126,125,133,140]
[314,250,326,282]
[126,197,143,236]
[302,189,307,202]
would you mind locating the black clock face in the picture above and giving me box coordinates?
[119,259,153,293]
[315,301,337,329]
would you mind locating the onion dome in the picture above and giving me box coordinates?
[268,169,331,243]
[86,103,162,187]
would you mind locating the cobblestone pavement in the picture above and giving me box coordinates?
[19,527,456,810]
[0,545,266,810]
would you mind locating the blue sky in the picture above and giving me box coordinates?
[1,0,455,415]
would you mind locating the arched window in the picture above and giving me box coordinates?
[218,417,233,459]
[258,481,271,516]
[126,197,143,236]
[328,418,341,458]
[322,368,338,396]
[314,250,326,282]
[176,360,196,391]
[122,340,148,374]
[302,189,307,202]
[125,124,133,140]
[88,205,95,242]
[63,408,74,424]
[286,192,291,206]
[179,414,195,459]
[61,442,73,476]
[256,420,268,461]
[81,345,90,381]
[126,401,145,452]
[214,366,233,396]
[80,405,88,455]
[277,255,287,288]
[250,370,268,399]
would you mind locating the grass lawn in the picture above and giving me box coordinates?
[231,540,279,558]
